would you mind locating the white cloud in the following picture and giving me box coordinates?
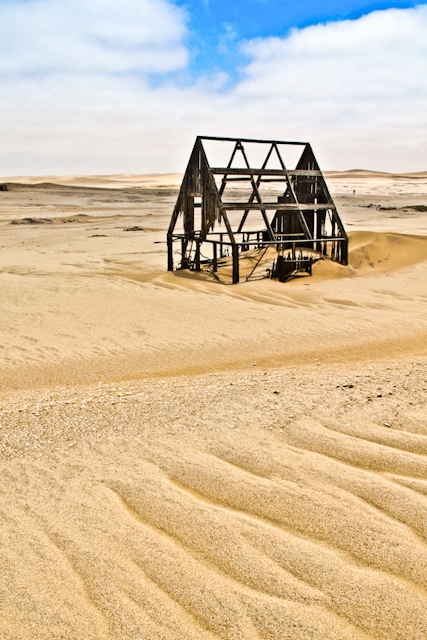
[0,3,426,174]
[0,0,188,74]
[240,7,426,103]
[232,5,427,168]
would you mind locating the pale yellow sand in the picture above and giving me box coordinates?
[0,172,426,639]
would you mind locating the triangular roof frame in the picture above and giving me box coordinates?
[168,136,348,283]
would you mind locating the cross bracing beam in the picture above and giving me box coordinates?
[222,203,335,211]
[210,168,322,177]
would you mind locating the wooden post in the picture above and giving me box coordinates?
[167,236,173,271]
[342,239,348,265]
[181,238,187,268]
[195,240,201,271]
[213,242,218,272]
[184,194,195,233]
[232,245,239,284]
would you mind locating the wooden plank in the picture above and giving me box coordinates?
[220,177,253,182]
[290,170,323,177]
[200,237,346,246]
[222,203,334,211]
[199,135,307,146]
[210,167,322,177]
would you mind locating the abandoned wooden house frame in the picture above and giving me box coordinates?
[167,136,348,283]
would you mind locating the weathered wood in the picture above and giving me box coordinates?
[272,142,313,241]
[195,240,201,272]
[232,245,239,284]
[210,168,322,177]
[223,203,334,211]
[237,142,275,234]
[221,208,237,245]
[238,141,276,242]
[199,135,307,146]
[167,235,173,271]
[193,237,347,246]
[167,136,348,282]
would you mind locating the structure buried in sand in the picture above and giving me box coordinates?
[167,136,348,283]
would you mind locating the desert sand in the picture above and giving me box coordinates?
[0,170,426,639]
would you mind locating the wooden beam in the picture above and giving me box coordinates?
[199,135,308,146]
[220,208,237,244]
[200,237,346,246]
[219,141,242,197]
[210,168,322,177]
[222,203,334,211]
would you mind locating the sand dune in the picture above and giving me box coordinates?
[0,174,427,639]
[325,169,427,179]
[1,173,183,189]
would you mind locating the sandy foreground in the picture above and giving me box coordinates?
[0,170,427,639]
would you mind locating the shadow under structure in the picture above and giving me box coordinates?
[167,136,348,283]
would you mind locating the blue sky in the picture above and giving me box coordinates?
[0,0,426,174]
[174,0,423,79]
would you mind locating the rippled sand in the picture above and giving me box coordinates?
[0,171,427,639]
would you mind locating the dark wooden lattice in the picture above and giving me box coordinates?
[167,136,348,283]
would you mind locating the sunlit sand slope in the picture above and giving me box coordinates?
[0,229,427,388]
[1,174,427,639]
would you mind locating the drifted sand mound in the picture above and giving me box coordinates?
[348,231,427,273]
[1,231,427,388]
[166,231,427,287]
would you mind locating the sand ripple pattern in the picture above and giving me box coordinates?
[1,360,426,639]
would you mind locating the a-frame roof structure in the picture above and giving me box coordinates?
[168,136,348,283]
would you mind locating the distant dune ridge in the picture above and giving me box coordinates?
[1,173,183,189]
[325,169,427,179]
[2,169,427,190]
[0,172,427,639]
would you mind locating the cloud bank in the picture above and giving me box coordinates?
[0,0,426,174]
[0,0,188,74]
